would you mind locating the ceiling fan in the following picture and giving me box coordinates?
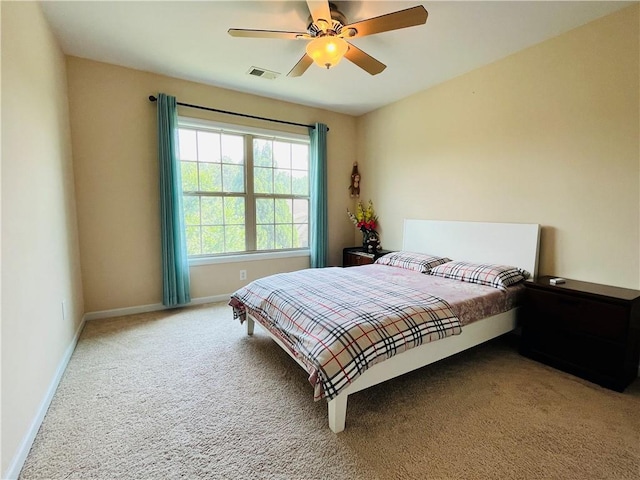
[228,1,428,77]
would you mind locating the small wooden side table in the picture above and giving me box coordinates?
[342,247,392,267]
[520,276,640,391]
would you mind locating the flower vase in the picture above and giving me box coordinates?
[362,229,380,253]
[362,229,370,250]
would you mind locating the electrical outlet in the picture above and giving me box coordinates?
[239,270,247,280]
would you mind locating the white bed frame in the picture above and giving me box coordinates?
[245,219,540,433]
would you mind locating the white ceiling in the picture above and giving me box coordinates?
[40,1,633,116]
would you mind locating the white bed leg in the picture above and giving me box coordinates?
[327,394,348,433]
[246,317,254,336]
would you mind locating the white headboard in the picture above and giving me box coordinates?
[403,219,541,278]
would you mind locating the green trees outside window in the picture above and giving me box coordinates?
[178,122,309,257]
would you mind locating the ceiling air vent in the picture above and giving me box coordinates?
[246,66,280,80]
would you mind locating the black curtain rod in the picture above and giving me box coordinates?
[148,95,327,131]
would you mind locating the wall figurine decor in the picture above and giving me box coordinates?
[349,162,360,198]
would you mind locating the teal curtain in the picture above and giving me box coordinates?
[157,93,191,306]
[309,123,328,268]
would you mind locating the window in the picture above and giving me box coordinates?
[178,118,310,258]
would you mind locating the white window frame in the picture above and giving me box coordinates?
[178,117,311,265]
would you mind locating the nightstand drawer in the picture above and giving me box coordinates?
[342,247,392,267]
[348,254,375,266]
[524,326,626,378]
[526,289,628,342]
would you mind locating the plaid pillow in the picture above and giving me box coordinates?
[374,251,451,274]
[428,261,530,289]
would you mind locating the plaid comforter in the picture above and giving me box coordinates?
[229,267,461,401]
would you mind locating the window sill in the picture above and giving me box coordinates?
[189,249,310,267]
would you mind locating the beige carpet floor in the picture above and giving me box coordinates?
[19,302,640,479]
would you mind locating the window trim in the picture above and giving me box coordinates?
[178,116,311,259]
[188,248,311,266]
[178,117,310,143]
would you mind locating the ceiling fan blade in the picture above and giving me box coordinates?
[228,28,307,40]
[343,5,428,38]
[344,43,386,75]
[306,0,332,27]
[287,54,314,77]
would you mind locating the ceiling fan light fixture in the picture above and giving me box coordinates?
[305,36,348,69]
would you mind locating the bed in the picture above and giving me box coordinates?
[230,219,541,433]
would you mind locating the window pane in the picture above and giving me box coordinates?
[254,167,273,194]
[178,129,197,161]
[274,169,291,194]
[293,199,309,224]
[225,225,245,252]
[292,170,309,196]
[181,162,198,191]
[291,143,309,170]
[273,141,291,169]
[222,134,244,165]
[224,197,245,225]
[275,224,293,249]
[257,224,274,250]
[201,197,223,225]
[293,199,309,248]
[199,163,222,192]
[253,138,272,167]
[275,198,292,223]
[223,164,245,193]
[197,131,221,163]
[256,198,274,224]
[295,224,309,248]
[183,196,200,225]
[202,226,224,254]
[186,226,201,255]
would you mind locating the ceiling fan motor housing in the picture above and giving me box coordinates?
[307,3,350,37]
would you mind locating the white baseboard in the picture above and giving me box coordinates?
[83,294,232,321]
[4,295,231,479]
[3,315,87,480]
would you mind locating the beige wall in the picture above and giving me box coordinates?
[1,2,85,477]
[357,5,640,289]
[66,57,357,312]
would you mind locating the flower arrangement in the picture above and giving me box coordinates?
[347,200,378,232]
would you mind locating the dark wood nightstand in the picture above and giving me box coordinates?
[520,276,640,392]
[342,247,392,267]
